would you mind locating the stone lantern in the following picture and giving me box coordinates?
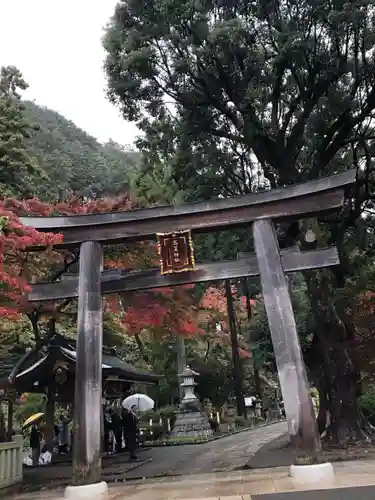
[179,366,199,406]
[171,365,213,438]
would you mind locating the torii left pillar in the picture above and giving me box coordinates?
[65,241,108,500]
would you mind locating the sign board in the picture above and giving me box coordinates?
[244,396,256,407]
[157,230,195,275]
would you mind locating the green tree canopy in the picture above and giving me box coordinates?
[0,66,45,197]
[103,0,375,198]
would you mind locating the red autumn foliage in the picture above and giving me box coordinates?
[200,285,255,316]
[5,196,157,270]
[199,285,253,360]
[54,196,158,269]
[240,295,257,309]
[1,196,203,337]
[1,195,253,347]
[108,285,203,338]
[200,286,228,313]
[358,291,375,314]
[238,348,252,359]
[0,201,62,319]
[199,285,254,327]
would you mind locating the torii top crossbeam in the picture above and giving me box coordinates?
[20,170,356,248]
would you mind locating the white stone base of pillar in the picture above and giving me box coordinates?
[64,481,108,500]
[289,462,335,486]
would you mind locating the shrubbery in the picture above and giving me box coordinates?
[251,415,265,425]
[160,405,178,427]
[139,404,177,427]
[139,405,178,441]
[359,390,375,425]
[234,415,247,428]
[141,423,165,441]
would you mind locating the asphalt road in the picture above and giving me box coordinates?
[254,486,375,499]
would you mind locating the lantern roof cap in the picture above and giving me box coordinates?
[180,365,199,377]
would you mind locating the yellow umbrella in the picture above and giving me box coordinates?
[22,412,44,430]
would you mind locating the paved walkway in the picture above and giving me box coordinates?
[7,460,375,499]
[125,422,288,478]
[8,422,286,498]
[19,422,288,492]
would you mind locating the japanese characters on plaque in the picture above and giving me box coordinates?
[157,230,196,275]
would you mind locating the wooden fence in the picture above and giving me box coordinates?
[0,435,23,489]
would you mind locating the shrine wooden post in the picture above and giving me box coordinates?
[253,219,321,463]
[71,241,104,486]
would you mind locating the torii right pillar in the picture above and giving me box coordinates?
[253,219,335,485]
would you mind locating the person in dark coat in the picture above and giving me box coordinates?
[121,407,138,460]
[30,423,41,466]
[110,409,123,453]
[103,412,111,454]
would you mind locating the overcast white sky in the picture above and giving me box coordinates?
[0,0,139,146]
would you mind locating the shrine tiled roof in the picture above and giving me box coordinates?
[54,335,160,383]
[0,334,160,395]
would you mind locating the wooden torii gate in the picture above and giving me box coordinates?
[23,170,356,493]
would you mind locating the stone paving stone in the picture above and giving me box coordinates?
[116,476,277,500]
[7,471,375,500]
[252,485,375,499]
[218,496,245,500]
[171,497,253,500]
[336,473,375,488]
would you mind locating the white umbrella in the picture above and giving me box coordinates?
[122,393,155,412]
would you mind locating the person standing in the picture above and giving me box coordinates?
[110,408,123,454]
[131,404,138,415]
[121,407,139,460]
[250,396,257,416]
[58,415,70,454]
[30,422,41,466]
[103,411,111,454]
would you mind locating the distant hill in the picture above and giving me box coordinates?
[23,100,140,202]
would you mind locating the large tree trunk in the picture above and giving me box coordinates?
[304,269,371,444]
[253,365,262,399]
[176,336,186,401]
[323,343,365,443]
[225,280,246,417]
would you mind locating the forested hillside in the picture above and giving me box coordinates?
[22,100,140,201]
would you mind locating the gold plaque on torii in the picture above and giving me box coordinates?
[156,230,196,275]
